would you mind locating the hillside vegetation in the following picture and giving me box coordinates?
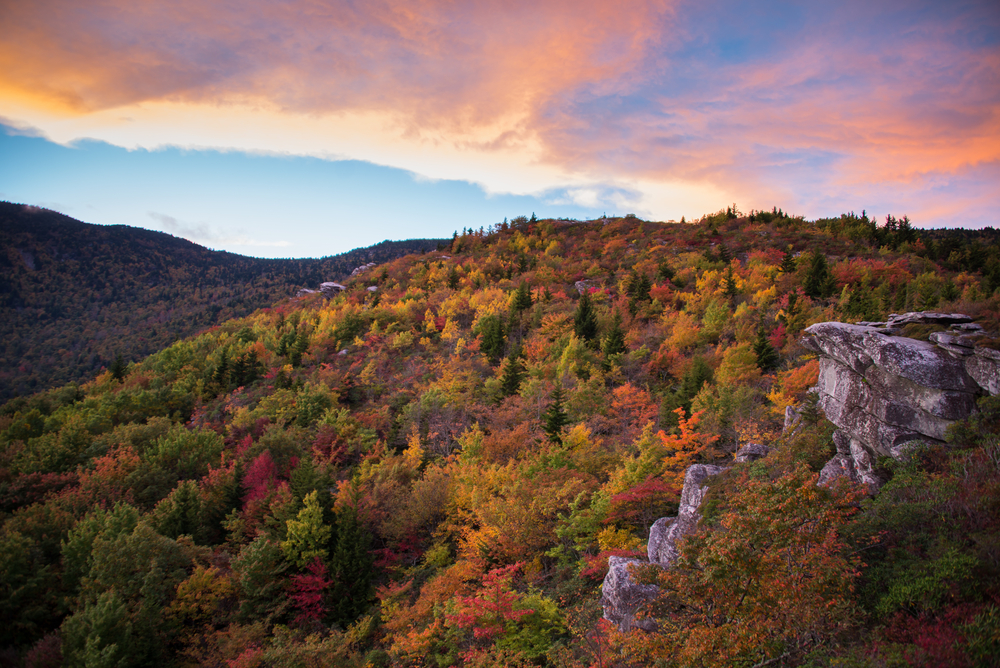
[0,202,445,401]
[1,208,999,667]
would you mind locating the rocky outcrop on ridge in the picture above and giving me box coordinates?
[801,312,999,490]
[646,465,725,570]
[600,438,778,631]
[601,313,997,631]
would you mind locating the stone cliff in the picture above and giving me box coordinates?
[600,312,998,631]
[802,312,999,490]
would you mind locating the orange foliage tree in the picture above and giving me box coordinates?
[657,409,720,486]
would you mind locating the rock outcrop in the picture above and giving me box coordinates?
[601,464,725,630]
[801,312,998,490]
[647,464,725,568]
[601,313,998,631]
[600,557,660,632]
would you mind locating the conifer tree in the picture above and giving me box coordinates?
[753,326,780,372]
[499,347,525,399]
[329,506,373,625]
[602,311,627,358]
[478,314,506,365]
[542,387,570,444]
[722,265,739,299]
[779,247,797,274]
[573,290,598,342]
[803,251,835,299]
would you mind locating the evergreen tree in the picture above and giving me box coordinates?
[499,347,525,399]
[722,265,738,299]
[511,281,532,313]
[447,265,460,289]
[542,387,570,444]
[753,326,780,372]
[109,354,127,383]
[478,314,507,365]
[602,311,627,358]
[680,356,714,410]
[657,259,675,283]
[717,244,733,263]
[573,291,598,342]
[803,252,835,299]
[329,506,373,625]
[779,248,797,274]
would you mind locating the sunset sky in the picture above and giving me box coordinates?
[1,0,997,258]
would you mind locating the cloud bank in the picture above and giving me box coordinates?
[1,0,997,225]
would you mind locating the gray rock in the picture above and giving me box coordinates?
[886,312,974,327]
[805,316,995,493]
[605,464,725,631]
[734,442,769,462]
[574,280,602,295]
[320,282,346,295]
[783,405,802,434]
[648,464,724,568]
[600,557,659,632]
[966,349,1000,395]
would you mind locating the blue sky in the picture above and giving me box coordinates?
[0,128,608,257]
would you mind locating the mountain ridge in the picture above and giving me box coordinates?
[0,201,446,401]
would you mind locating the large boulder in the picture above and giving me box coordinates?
[599,557,660,632]
[647,464,725,568]
[602,464,725,631]
[802,314,997,492]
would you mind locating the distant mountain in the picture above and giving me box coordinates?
[0,202,446,401]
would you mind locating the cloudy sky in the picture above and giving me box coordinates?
[1,0,997,258]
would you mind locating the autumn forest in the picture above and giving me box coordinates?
[2,206,999,667]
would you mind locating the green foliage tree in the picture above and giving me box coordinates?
[282,490,333,569]
[753,326,780,372]
[542,387,570,444]
[573,290,598,342]
[803,251,835,299]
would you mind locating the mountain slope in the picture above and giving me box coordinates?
[1,210,998,665]
[0,202,445,401]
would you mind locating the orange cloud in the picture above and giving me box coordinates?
[1,0,997,225]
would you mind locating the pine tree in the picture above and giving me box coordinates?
[602,311,627,358]
[717,244,733,263]
[753,326,780,372]
[109,354,127,383]
[779,248,797,274]
[512,282,533,313]
[542,387,570,444]
[478,315,506,365]
[329,506,373,625]
[722,265,738,299]
[573,290,598,342]
[499,348,525,399]
[803,252,835,299]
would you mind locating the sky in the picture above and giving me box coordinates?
[1,0,997,259]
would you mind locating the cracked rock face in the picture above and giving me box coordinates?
[599,557,660,632]
[647,464,726,568]
[601,464,725,631]
[802,314,998,491]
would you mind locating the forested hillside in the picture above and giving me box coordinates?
[1,209,998,667]
[0,202,445,401]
